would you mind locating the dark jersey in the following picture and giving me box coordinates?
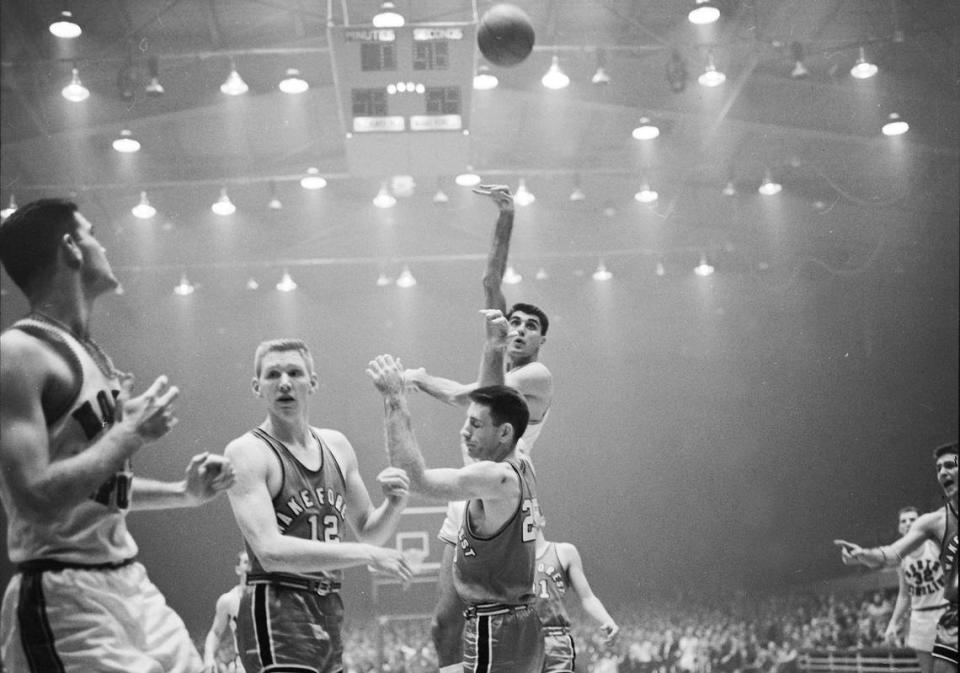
[533,541,572,629]
[453,454,539,605]
[244,427,347,586]
[940,501,958,604]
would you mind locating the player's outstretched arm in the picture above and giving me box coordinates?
[475,184,514,313]
[560,541,620,643]
[834,513,935,569]
[131,452,235,510]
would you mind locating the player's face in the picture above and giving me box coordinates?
[935,452,958,500]
[254,350,317,414]
[506,310,545,361]
[460,402,506,461]
[898,510,918,536]
[74,212,120,295]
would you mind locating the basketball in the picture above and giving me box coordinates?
[477,4,535,67]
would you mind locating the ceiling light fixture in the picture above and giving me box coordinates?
[473,65,499,90]
[503,266,523,284]
[221,62,249,95]
[850,46,878,79]
[455,169,482,187]
[373,182,397,208]
[396,266,417,288]
[722,180,737,196]
[131,191,156,219]
[790,41,809,78]
[112,129,141,153]
[758,172,782,196]
[632,116,660,140]
[541,55,570,90]
[688,0,720,25]
[655,261,666,277]
[376,272,392,287]
[279,68,309,94]
[173,273,195,296]
[569,176,586,201]
[591,48,611,84]
[1,195,18,220]
[246,278,260,290]
[300,167,327,190]
[267,181,283,210]
[50,10,82,38]
[698,54,726,87]
[881,112,909,136]
[634,182,658,203]
[372,1,404,28]
[62,67,90,102]
[145,56,164,96]
[276,270,297,292]
[211,187,236,215]
[592,261,613,281]
[694,255,715,276]
[432,179,450,204]
[514,178,535,206]
[535,268,549,281]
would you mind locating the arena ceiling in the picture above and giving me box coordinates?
[1,0,958,275]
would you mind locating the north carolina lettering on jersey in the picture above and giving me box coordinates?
[275,486,346,529]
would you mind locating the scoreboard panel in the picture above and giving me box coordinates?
[328,22,476,177]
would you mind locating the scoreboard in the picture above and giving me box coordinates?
[328,22,477,177]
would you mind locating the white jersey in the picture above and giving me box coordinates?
[901,539,947,610]
[0,318,137,565]
[517,409,549,456]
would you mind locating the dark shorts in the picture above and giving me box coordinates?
[542,627,576,673]
[932,602,958,664]
[236,583,343,673]
[462,603,544,673]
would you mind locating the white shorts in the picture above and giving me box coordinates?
[438,500,466,545]
[907,606,947,652]
[1,561,201,673]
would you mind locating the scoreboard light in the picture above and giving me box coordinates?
[329,21,476,177]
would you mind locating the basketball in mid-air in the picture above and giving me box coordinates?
[477,4,535,67]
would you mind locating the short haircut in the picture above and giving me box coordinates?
[468,384,529,447]
[253,338,315,377]
[0,199,80,295]
[934,441,958,460]
[508,302,550,335]
[898,506,919,517]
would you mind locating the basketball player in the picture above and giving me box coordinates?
[402,185,553,672]
[885,507,947,673]
[368,347,545,673]
[533,517,619,673]
[836,441,958,673]
[202,550,251,673]
[223,338,413,673]
[0,198,236,672]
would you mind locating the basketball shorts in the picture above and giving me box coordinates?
[542,626,576,673]
[0,561,201,673]
[932,602,958,663]
[462,603,544,673]
[439,500,466,546]
[907,605,946,652]
[236,582,344,673]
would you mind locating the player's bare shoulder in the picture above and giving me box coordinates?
[315,428,358,469]
[914,507,947,539]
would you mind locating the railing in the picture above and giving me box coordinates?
[800,649,920,673]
